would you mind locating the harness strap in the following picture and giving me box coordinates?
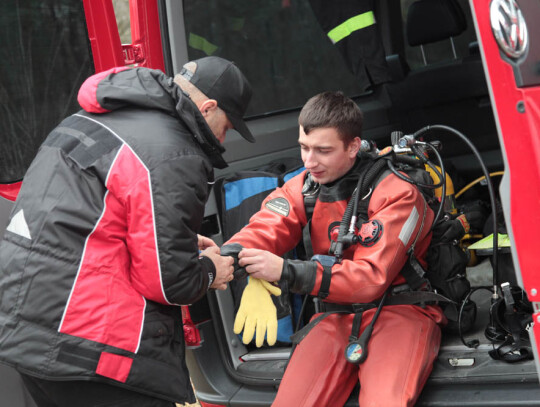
[286,309,352,369]
[301,220,314,259]
[400,197,430,290]
[318,264,332,299]
[349,157,387,225]
[304,192,317,219]
[291,290,453,345]
[290,310,354,345]
[400,254,429,290]
[349,312,363,342]
[385,290,453,306]
[357,199,370,222]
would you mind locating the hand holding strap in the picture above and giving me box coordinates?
[221,243,248,279]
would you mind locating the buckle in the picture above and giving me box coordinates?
[391,283,411,295]
[351,303,377,313]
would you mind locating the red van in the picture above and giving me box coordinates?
[1,1,539,406]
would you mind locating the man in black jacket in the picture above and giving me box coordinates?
[0,57,252,406]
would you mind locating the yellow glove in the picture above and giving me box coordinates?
[233,277,282,347]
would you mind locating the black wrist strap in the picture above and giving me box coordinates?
[318,264,332,299]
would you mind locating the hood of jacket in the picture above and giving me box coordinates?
[78,67,227,169]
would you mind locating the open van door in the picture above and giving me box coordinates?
[470,0,540,373]
[1,3,95,406]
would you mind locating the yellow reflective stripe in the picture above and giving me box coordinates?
[227,17,245,31]
[327,11,375,44]
[188,33,218,55]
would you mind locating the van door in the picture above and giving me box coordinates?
[469,0,540,373]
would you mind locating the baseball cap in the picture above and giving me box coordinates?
[180,56,255,142]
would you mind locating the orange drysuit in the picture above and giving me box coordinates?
[227,161,445,407]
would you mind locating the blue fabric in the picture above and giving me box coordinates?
[276,314,294,343]
[224,177,278,210]
[291,294,304,330]
[236,315,294,344]
[283,167,305,182]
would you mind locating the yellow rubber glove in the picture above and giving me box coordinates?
[233,277,282,347]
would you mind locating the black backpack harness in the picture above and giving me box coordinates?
[290,153,454,364]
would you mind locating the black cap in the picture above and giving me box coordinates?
[180,56,255,142]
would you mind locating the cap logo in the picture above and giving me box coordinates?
[180,67,194,81]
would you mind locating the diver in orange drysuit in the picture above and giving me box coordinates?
[225,91,445,407]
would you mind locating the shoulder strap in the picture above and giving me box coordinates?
[400,197,430,290]
[299,172,320,259]
[356,157,391,221]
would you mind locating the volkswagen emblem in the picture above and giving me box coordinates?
[490,0,528,59]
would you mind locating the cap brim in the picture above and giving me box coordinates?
[229,115,255,143]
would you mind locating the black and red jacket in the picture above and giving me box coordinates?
[0,67,225,403]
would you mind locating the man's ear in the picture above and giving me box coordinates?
[349,137,361,157]
[199,99,218,116]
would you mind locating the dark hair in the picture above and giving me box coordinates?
[298,91,363,144]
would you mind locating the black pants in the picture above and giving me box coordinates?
[20,373,177,407]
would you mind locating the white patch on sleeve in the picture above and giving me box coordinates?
[265,197,290,216]
[398,206,419,247]
[6,209,32,240]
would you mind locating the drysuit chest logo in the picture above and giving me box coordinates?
[358,220,383,247]
[265,197,290,216]
[328,220,383,247]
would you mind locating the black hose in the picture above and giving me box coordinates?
[413,125,499,294]
[458,286,493,348]
[386,159,439,189]
[394,154,424,168]
[334,158,388,260]
[333,192,356,261]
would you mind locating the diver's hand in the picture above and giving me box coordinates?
[238,248,284,282]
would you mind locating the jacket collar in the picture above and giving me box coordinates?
[79,67,228,169]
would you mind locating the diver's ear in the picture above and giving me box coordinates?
[349,137,361,158]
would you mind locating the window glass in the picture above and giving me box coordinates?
[183,0,366,117]
[401,0,478,70]
[113,0,131,44]
[0,1,94,183]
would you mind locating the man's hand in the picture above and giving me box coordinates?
[238,248,284,282]
[198,234,217,250]
[200,246,234,290]
[233,277,282,347]
[220,243,248,279]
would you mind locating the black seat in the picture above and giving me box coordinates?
[385,0,498,163]
[407,0,467,64]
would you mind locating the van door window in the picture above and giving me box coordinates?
[183,0,368,117]
[0,1,94,183]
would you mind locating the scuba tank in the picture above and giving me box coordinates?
[425,164,457,215]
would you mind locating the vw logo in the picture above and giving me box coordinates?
[490,0,528,59]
